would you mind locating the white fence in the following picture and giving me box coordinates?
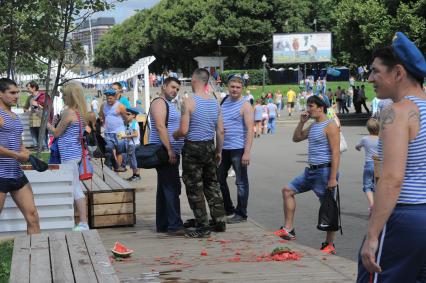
[0,164,75,232]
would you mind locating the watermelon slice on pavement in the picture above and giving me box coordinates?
[111,241,134,258]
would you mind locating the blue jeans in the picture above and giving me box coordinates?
[104,133,126,170]
[218,149,249,218]
[156,155,183,232]
[126,143,137,169]
[267,116,276,134]
[362,161,375,193]
[30,127,48,149]
[288,167,339,202]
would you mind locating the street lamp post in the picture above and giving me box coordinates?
[261,55,267,94]
[217,38,222,56]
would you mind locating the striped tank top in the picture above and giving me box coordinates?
[104,101,125,134]
[0,109,23,178]
[149,98,184,154]
[186,95,219,141]
[254,105,263,121]
[58,113,83,162]
[378,96,426,204]
[222,97,246,149]
[308,119,333,165]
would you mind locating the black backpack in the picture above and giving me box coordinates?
[317,186,342,234]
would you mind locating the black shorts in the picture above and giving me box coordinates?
[0,175,29,193]
[287,102,295,108]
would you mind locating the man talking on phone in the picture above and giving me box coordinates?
[274,95,340,254]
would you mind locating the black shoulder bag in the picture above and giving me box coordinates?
[135,97,170,169]
[317,185,343,235]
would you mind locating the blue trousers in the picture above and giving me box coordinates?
[155,156,183,232]
[357,204,426,282]
[267,116,276,134]
[218,149,249,218]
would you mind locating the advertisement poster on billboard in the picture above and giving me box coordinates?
[273,32,332,64]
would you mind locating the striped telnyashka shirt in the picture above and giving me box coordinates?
[378,96,426,204]
[58,115,83,162]
[149,98,184,154]
[308,119,333,165]
[186,95,219,141]
[0,109,24,178]
[221,97,246,150]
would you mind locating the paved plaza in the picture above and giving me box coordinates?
[95,121,368,282]
[244,121,369,261]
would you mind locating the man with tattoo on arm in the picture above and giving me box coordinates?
[358,32,426,282]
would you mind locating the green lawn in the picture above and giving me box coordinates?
[244,81,375,101]
[0,240,13,283]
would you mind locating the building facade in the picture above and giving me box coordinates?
[72,17,115,61]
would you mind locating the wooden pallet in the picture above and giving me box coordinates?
[80,159,136,229]
[9,230,120,283]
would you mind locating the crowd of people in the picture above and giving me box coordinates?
[0,32,426,281]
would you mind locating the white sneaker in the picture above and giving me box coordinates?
[73,222,90,231]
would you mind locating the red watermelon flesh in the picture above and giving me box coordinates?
[112,241,133,257]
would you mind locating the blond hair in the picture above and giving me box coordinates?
[86,111,97,128]
[62,81,87,122]
[366,118,379,135]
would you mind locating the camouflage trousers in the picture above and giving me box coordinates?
[182,140,226,227]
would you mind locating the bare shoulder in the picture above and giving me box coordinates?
[181,96,194,113]
[242,101,253,111]
[325,119,339,134]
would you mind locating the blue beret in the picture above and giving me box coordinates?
[126,107,140,115]
[392,32,426,79]
[103,89,116,96]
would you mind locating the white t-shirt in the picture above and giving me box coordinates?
[356,136,378,162]
[91,100,99,111]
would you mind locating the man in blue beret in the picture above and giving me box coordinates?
[358,32,426,282]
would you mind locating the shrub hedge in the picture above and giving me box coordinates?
[219,69,270,86]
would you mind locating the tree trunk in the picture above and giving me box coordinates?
[36,59,52,158]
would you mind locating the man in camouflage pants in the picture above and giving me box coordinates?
[173,68,226,238]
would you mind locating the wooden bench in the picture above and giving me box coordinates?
[79,159,136,229]
[9,230,119,283]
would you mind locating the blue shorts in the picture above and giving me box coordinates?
[357,204,426,282]
[288,167,337,201]
[104,133,126,154]
[363,161,375,193]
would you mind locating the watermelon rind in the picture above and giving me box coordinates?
[111,241,133,258]
[111,249,133,258]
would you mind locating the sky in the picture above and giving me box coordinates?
[93,0,161,23]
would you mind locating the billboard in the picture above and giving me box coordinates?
[273,32,332,64]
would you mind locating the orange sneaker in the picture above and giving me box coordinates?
[273,227,296,240]
[320,242,336,255]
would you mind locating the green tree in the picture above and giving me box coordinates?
[95,0,315,72]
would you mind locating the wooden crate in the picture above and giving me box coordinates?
[9,230,120,283]
[80,160,136,229]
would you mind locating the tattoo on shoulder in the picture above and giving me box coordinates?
[180,101,186,114]
[408,110,420,123]
[380,107,395,131]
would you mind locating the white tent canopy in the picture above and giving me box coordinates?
[15,56,156,114]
